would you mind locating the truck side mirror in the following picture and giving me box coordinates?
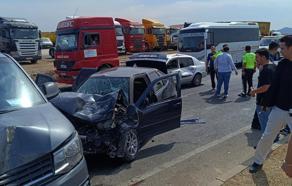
[42,82,60,100]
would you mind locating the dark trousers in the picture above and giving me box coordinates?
[209,68,217,89]
[242,69,254,94]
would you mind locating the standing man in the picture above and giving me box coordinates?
[249,35,292,173]
[250,48,276,133]
[214,46,238,98]
[239,46,256,97]
[268,41,281,63]
[206,46,217,90]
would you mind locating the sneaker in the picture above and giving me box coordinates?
[238,92,246,97]
[249,162,263,173]
[214,94,221,98]
[223,95,228,99]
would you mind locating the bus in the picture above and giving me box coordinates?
[178,22,260,64]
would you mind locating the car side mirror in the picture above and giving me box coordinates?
[35,73,55,87]
[127,104,138,122]
[42,82,60,100]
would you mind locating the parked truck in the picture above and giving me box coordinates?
[115,18,145,53]
[142,18,167,51]
[114,21,126,54]
[54,17,119,84]
[0,17,41,63]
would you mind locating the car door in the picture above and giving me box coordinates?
[178,57,196,84]
[135,73,182,139]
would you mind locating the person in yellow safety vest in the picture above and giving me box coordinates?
[238,45,256,97]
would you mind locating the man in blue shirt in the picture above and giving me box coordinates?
[214,46,238,98]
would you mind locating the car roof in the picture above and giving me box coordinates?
[0,53,6,58]
[91,67,158,78]
[129,52,194,63]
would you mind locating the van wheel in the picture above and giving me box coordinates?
[122,129,139,162]
[192,74,202,86]
[31,59,38,64]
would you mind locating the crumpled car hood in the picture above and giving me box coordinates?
[0,103,74,175]
[50,90,128,127]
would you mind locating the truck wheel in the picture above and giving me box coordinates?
[31,59,38,64]
[122,129,139,162]
[192,74,202,86]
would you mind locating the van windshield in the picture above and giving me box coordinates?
[260,38,278,46]
[56,34,77,51]
[0,56,45,113]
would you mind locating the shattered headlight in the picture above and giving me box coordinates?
[53,132,83,175]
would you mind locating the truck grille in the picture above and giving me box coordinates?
[133,39,143,49]
[54,60,76,71]
[157,36,165,48]
[0,155,55,186]
[16,41,38,57]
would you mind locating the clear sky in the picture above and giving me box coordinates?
[1,0,291,31]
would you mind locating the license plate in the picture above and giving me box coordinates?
[61,65,67,69]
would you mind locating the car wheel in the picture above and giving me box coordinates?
[122,129,139,162]
[192,74,202,86]
[31,59,38,64]
[49,48,55,58]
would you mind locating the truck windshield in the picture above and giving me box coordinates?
[115,25,124,36]
[56,34,77,51]
[0,56,45,113]
[129,27,144,35]
[10,28,38,39]
[77,77,130,102]
[178,32,205,52]
[152,28,165,35]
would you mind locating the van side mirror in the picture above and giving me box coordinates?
[42,82,60,100]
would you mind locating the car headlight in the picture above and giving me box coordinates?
[53,132,83,175]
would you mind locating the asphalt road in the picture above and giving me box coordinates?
[87,71,263,185]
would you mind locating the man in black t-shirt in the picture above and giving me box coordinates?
[250,48,276,133]
[206,46,217,90]
[249,35,292,174]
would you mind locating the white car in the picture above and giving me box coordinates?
[127,53,207,86]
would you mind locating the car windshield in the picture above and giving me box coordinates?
[178,32,205,52]
[77,77,130,101]
[260,38,278,46]
[129,27,144,35]
[56,34,77,51]
[10,28,38,39]
[0,56,45,113]
[153,28,165,35]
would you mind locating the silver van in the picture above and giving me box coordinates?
[0,53,89,185]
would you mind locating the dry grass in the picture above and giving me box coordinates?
[223,144,292,186]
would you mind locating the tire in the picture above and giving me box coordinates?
[31,59,38,64]
[122,129,139,162]
[49,48,55,58]
[98,65,110,72]
[192,74,202,86]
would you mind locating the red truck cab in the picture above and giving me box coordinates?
[115,18,145,53]
[54,17,119,84]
